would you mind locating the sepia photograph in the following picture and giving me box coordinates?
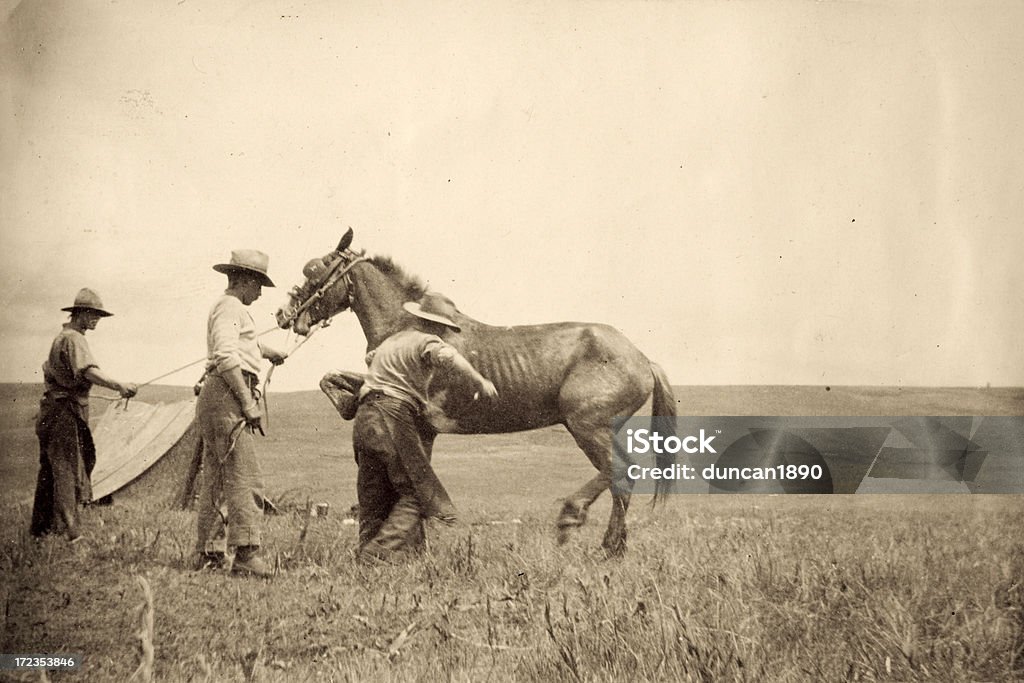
[1,1,1022,680]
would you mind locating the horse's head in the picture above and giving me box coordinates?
[275,228,363,336]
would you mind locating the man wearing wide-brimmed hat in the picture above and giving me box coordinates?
[31,289,138,542]
[194,249,286,577]
[354,291,498,564]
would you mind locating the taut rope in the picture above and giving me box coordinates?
[92,323,324,419]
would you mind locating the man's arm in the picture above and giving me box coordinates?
[448,354,498,400]
[83,367,137,398]
[429,344,497,400]
[68,335,136,398]
[221,366,262,429]
[208,299,262,428]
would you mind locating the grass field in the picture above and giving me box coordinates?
[1,384,1022,681]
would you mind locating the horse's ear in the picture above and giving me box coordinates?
[336,228,354,253]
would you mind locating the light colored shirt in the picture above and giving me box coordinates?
[360,329,457,407]
[42,323,98,411]
[206,294,262,376]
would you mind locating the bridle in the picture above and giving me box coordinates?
[280,249,367,330]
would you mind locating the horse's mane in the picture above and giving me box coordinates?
[368,255,428,301]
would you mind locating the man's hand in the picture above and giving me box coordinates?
[262,347,288,366]
[84,367,139,399]
[474,378,498,401]
[243,403,264,435]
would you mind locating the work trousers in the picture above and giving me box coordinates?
[195,373,263,553]
[353,393,453,559]
[31,399,95,539]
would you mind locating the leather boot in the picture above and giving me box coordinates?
[231,545,272,578]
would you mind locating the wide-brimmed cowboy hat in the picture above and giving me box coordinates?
[62,288,113,317]
[212,249,276,287]
[402,292,461,331]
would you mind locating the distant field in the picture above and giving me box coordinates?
[2,383,1021,508]
[1,383,1022,681]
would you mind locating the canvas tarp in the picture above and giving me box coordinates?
[91,398,203,507]
[90,398,276,512]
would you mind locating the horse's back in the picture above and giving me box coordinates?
[425,320,655,434]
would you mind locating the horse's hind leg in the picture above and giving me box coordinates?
[558,421,630,556]
[556,328,653,554]
[555,468,607,544]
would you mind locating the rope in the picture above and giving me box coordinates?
[93,394,127,402]
[222,419,250,463]
[139,324,282,388]
[94,313,332,420]
[92,324,283,404]
[260,319,329,429]
[91,253,353,407]
[208,418,252,525]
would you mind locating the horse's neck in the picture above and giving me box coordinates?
[350,264,412,349]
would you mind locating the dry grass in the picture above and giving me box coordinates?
[0,496,1021,681]
[1,384,1022,681]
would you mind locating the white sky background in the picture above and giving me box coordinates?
[1,1,1021,392]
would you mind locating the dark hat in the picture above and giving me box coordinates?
[212,249,276,287]
[402,292,461,331]
[62,288,113,317]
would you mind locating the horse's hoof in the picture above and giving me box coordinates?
[601,535,627,558]
[556,520,584,545]
[601,544,626,559]
[555,520,588,546]
[555,517,578,545]
[557,501,586,524]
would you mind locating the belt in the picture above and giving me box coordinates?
[203,369,260,399]
[204,367,259,388]
[42,392,87,404]
[360,389,388,404]
[360,389,418,412]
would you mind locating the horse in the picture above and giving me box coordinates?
[276,229,677,556]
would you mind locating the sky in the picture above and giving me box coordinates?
[1,0,1022,392]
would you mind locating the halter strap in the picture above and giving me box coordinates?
[281,252,367,327]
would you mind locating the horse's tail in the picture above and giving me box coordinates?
[649,362,677,504]
[650,361,677,421]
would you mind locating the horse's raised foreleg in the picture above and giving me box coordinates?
[319,370,366,420]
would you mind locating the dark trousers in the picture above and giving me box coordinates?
[31,400,95,538]
[353,394,451,558]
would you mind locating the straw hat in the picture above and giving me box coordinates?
[213,249,276,287]
[62,288,113,317]
[402,292,461,331]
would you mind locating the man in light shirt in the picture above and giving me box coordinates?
[194,249,285,577]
